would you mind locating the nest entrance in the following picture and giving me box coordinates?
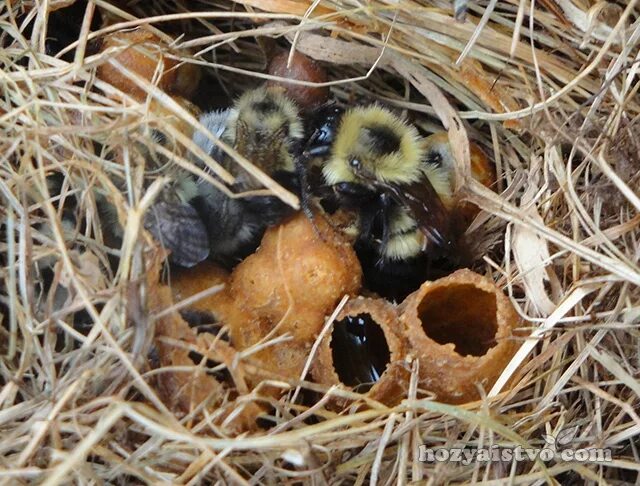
[331,313,391,391]
[417,285,498,357]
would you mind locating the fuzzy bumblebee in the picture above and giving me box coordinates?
[313,106,458,299]
[189,86,304,264]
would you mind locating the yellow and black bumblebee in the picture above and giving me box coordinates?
[145,85,304,267]
[301,105,476,300]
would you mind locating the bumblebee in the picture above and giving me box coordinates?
[305,105,463,300]
[103,86,303,268]
[187,85,304,265]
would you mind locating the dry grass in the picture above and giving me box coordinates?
[2,0,640,483]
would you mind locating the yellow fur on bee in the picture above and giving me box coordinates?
[228,86,304,141]
[323,106,425,185]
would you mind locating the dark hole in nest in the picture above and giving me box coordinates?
[331,313,390,392]
[255,406,279,430]
[417,284,497,357]
[179,309,229,341]
[188,350,232,383]
[10,1,103,62]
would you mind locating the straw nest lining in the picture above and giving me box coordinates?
[1,0,640,483]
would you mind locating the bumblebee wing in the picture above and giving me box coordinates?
[144,201,210,267]
[371,174,453,249]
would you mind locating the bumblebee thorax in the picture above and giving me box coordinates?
[232,86,303,141]
[324,105,425,185]
[359,125,402,155]
[225,86,303,177]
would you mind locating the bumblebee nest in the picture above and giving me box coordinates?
[2,0,640,483]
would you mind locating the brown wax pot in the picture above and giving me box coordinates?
[266,51,329,109]
[398,269,519,404]
[167,213,361,391]
[312,297,410,406]
[226,212,361,385]
[97,28,201,101]
[149,259,261,432]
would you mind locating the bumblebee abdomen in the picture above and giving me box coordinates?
[382,226,426,261]
[369,207,427,261]
[355,236,429,302]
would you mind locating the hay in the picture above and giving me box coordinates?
[1,0,640,483]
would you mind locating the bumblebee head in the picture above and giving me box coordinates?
[323,106,424,187]
[422,132,456,194]
[227,86,304,172]
[423,132,495,192]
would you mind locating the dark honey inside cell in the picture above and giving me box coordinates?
[331,313,391,392]
[417,285,497,357]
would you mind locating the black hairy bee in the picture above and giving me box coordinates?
[295,102,344,218]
